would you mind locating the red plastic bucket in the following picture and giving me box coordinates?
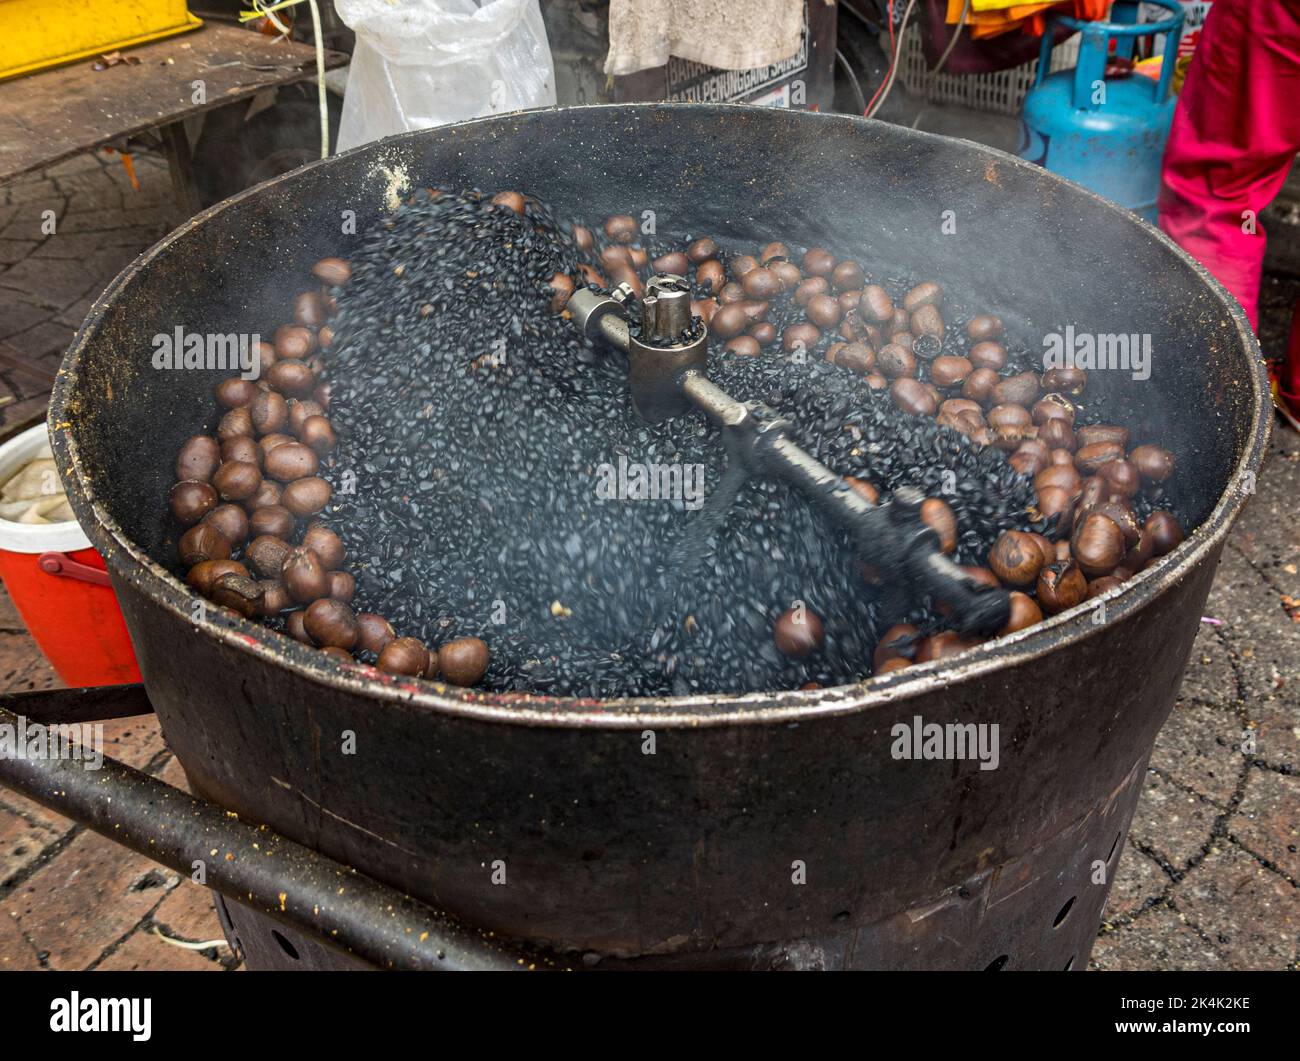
[0,424,140,686]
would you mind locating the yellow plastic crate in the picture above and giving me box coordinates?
[0,0,202,81]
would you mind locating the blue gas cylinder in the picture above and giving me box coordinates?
[1019,0,1184,223]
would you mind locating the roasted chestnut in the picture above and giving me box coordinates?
[710,304,748,339]
[966,315,1004,341]
[914,631,977,663]
[356,613,396,655]
[1071,512,1126,577]
[652,251,689,275]
[770,261,802,291]
[987,403,1031,430]
[282,477,332,517]
[250,505,294,540]
[1075,424,1130,450]
[438,636,490,686]
[891,378,938,417]
[312,257,352,286]
[1042,366,1087,395]
[877,343,916,380]
[604,214,637,243]
[725,335,761,357]
[1036,561,1087,614]
[902,281,942,311]
[802,248,835,277]
[782,322,820,354]
[169,480,218,526]
[281,545,328,603]
[201,503,248,545]
[377,636,431,676]
[1038,417,1076,452]
[831,260,864,292]
[806,294,843,329]
[795,277,829,307]
[1034,463,1082,497]
[1086,576,1124,599]
[773,606,825,658]
[833,342,874,377]
[749,322,777,348]
[1035,485,1075,532]
[742,267,782,300]
[1098,459,1140,498]
[1130,444,1175,483]
[992,372,1040,407]
[186,558,248,596]
[176,436,221,483]
[968,341,1007,371]
[860,285,894,322]
[873,623,919,668]
[844,476,879,505]
[910,304,945,341]
[729,253,758,277]
[962,367,1000,405]
[217,407,254,441]
[696,259,726,293]
[920,497,958,553]
[988,530,1045,587]
[178,523,230,567]
[998,591,1042,635]
[1145,510,1184,555]
[1032,394,1075,425]
[209,573,264,618]
[304,598,359,650]
[930,356,972,388]
[257,580,292,616]
[216,378,258,409]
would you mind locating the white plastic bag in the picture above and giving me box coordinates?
[335,0,556,152]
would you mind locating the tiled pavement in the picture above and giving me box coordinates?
[0,579,238,971]
[0,152,1296,972]
[0,150,174,429]
[1,153,235,971]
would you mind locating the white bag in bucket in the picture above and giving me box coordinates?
[335,0,557,152]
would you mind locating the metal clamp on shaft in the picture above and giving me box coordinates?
[568,275,707,422]
[570,274,1011,637]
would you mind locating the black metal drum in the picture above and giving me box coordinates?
[49,105,1268,969]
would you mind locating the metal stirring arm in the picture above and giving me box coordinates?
[567,276,1011,636]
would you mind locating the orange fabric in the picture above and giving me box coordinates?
[1025,0,1109,35]
[947,0,1109,38]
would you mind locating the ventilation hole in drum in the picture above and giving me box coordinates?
[1053,896,1076,928]
[1064,955,1076,971]
[984,954,1009,971]
[271,929,300,960]
[1107,831,1121,862]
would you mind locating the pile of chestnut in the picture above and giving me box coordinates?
[168,256,490,686]
[561,214,1184,676]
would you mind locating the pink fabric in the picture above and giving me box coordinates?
[1157,0,1300,332]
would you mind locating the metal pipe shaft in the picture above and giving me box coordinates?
[0,701,543,971]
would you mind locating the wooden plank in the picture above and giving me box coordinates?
[0,22,348,183]
[160,119,201,216]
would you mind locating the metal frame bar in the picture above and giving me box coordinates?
[0,692,548,971]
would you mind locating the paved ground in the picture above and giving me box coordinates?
[0,152,1296,972]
